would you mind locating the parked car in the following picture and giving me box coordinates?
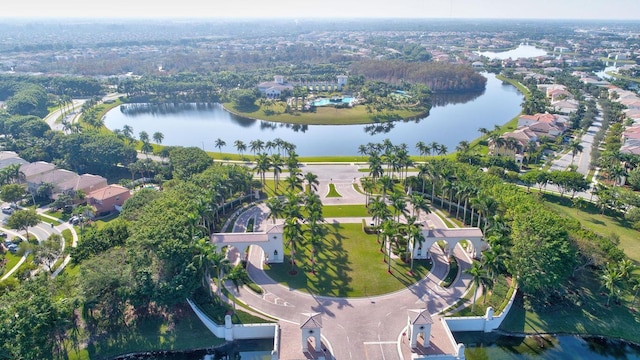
[7,243,18,253]
[68,216,80,225]
[1,206,13,215]
[0,232,6,238]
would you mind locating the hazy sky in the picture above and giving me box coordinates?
[4,0,640,20]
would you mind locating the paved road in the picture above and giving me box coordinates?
[222,164,476,360]
[550,104,602,176]
[43,99,86,132]
[0,205,79,280]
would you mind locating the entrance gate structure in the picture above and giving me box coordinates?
[211,224,284,264]
[412,227,486,260]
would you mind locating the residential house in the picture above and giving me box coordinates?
[86,184,131,215]
[26,169,78,194]
[20,161,55,181]
[56,174,108,198]
[550,99,580,115]
[491,128,538,156]
[0,151,28,171]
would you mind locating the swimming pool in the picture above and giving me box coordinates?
[311,97,354,106]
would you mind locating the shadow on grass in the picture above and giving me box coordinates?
[264,222,432,298]
[86,303,222,360]
[499,269,640,343]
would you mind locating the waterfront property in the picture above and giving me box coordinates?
[257,75,349,99]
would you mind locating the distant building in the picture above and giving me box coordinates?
[256,75,349,98]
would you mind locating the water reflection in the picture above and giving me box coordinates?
[454,332,640,360]
[103,73,523,156]
[431,90,485,108]
[364,122,395,135]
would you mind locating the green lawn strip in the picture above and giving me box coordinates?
[326,183,342,197]
[440,256,459,287]
[322,205,369,218]
[92,213,119,230]
[61,229,73,252]
[45,210,64,220]
[223,101,426,125]
[37,215,59,226]
[264,222,431,297]
[500,269,640,343]
[541,193,640,262]
[454,275,512,316]
[74,303,225,360]
[10,253,35,279]
[1,253,23,276]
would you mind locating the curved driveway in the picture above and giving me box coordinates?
[225,164,475,360]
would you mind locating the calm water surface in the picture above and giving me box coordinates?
[103,73,522,156]
[477,44,548,60]
[455,332,640,360]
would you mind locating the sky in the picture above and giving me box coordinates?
[3,0,640,20]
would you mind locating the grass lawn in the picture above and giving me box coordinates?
[326,183,342,197]
[322,205,369,218]
[500,269,640,343]
[264,223,431,297]
[223,102,426,126]
[69,304,224,360]
[496,192,640,343]
[1,252,22,276]
[541,193,640,262]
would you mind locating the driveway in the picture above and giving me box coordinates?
[223,171,474,360]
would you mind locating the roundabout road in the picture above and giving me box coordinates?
[223,170,476,360]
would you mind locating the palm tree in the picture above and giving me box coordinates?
[214,138,226,153]
[234,140,247,159]
[254,153,271,187]
[284,217,304,272]
[368,153,384,181]
[152,131,164,145]
[407,217,425,273]
[471,194,497,232]
[271,154,284,192]
[416,141,427,160]
[357,144,368,159]
[569,140,583,165]
[465,261,493,313]
[193,238,216,296]
[361,177,375,205]
[409,193,431,219]
[429,142,440,158]
[379,175,395,202]
[481,246,507,281]
[122,124,134,142]
[210,249,231,296]
[389,191,408,222]
[285,170,304,193]
[601,262,622,307]
[140,140,153,157]
[249,139,265,156]
[304,172,319,193]
[380,219,396,273]
[266,196,285,224]
[368,196,390,243]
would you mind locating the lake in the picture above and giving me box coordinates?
[477,44,548,60]
[455,332,640,360]
[103,72,523,156]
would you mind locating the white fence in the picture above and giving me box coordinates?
[445,285,518,333]
[187,299,279,360]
